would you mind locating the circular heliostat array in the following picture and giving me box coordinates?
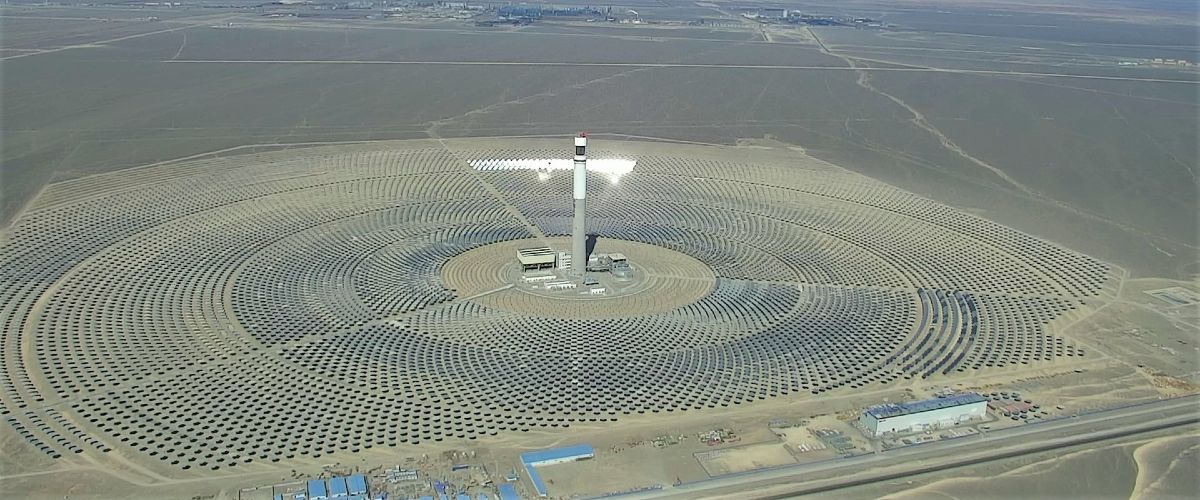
[0,139,1112,473]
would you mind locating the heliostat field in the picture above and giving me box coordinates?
[0,138,1115,474]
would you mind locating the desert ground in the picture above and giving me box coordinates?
[2,0,1196,279]
[1,0,1196,498]
[803,425,1200,500]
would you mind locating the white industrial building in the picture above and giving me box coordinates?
[517,247,556,271]
[859,393,987,437]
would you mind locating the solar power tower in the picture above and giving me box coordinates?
[571,132,588,276]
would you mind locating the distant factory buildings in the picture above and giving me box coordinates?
[859,393,987,437]
[742,8,789,19]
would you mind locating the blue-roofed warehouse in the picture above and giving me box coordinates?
[520,444,594,497]
[858,393,987,436]
[307,479,329,500]
[346,474,368,495]
[327,476,348,497]
[497,484,519,500]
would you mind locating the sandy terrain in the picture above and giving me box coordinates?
[0,2,1196,498]
[698,443,797,476]
[2,1,1195,279]
[874,431,1200,500]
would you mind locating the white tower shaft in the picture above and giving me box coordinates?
[571,134,587,276]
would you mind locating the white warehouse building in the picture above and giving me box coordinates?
[859,393,987,437]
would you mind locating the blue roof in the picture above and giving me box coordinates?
[328,477,349,496]
[308,479,329,498]
[347,475,368,495]
[865,393,986,419]
[456,494,470,500]
[498,484,519,500]
[527,466,547,497]
[519,444,594,464]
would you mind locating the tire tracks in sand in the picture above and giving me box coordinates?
[804,26,1198,253]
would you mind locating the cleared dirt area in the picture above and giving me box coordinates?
[1,2,1195,498]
